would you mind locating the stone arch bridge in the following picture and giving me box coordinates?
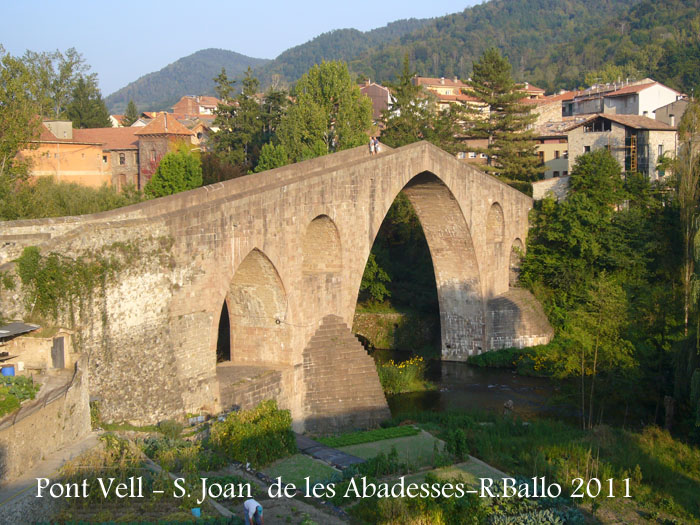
[0,142,552,432]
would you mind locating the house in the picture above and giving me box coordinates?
[534,119,576,179]
[134,112,194,188]
[566,113,677,180]
[110,114,125,127]
[171,95,220,117]
[72,127,140,189]
[654,99,689,128]
[568,79,682,118]
[24,121,111,188]
[359,80,392,122]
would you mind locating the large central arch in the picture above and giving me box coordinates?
[359,171,485,359]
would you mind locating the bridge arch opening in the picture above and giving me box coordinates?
[222,248,288,364]
[354,171,484,360]
[216,300,231,363]
[509,238,524,288]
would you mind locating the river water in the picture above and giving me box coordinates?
[375,351,575,422]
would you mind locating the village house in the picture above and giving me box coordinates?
[359,80,392,122]
[171,95,220,117]
[134,112,195,188]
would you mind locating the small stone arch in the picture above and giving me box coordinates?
[509,238,524,288]
[302,215,342,273]
[486,202,505,245]
[226,248,288,363]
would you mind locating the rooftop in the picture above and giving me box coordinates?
[134,112,194,136]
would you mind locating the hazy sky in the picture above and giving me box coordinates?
[2,1,480,96]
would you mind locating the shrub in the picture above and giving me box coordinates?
[142,437,226,473]
[376,356,429,394]
[158,419,183,440]
[0,376,39,417]
[209,400,296,468]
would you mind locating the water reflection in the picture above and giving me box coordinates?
[379,353,574,422]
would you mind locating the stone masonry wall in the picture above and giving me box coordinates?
[0,359,91,482]
[0,142,543,431]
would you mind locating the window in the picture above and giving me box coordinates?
[583,119,611,133]
[119,153,126,165]
[564,150,569,159]
[480,153,487,158]
[584,146,591,153]
[555,150,560,159]
[553,171,560,177]
[563,171,568,176]
[658,144,663,157]
[102,155,107,164]
[150,150,156,162]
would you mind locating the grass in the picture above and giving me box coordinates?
[318,425,420,447]
[262,454,339,487]
[389,409,700,523]
[339,430,443,470]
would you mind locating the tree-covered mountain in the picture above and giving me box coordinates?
[107,0,700,112]
[348,0,641,89]
[254,18,431,86]
[105,49,270,113]
[350,0,699,94]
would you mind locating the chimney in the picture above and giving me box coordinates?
[440,77,445,85]
[670,114,675,127]
[453,76,458,83]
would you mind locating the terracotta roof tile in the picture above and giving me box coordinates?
[73,127,139,149]
[134,112,194,136]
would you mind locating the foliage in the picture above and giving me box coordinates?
[142,436,226,473]
[359,253,391,304]
[65,75,112,128]
[0,47,41,187]
[463,48,540,183]
[212,67,264,170]
[209,400,296,468]
[254,142,289,173]
[0,176,141,221]
[144,144,202,198]
[15,241,143,322]
[376,356,430,394]
[318,425,419,447]
[157,419,183,440]
[0,376,39,417]
[389,410,699,522]
[277,61,372,163]
[122,99,139,126]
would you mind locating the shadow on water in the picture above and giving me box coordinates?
[375,349,577,423]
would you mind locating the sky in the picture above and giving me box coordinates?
[1,1,480,96]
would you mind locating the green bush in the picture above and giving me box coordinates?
[318,425,419,447]
[209,400,296,468]
[376,356,430,394]
[0,376,39,417]
[158,419,183,440]
[142,437,226,473]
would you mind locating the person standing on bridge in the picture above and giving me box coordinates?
[369,136,376,155]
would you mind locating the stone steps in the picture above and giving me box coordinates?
[302,315,390,433]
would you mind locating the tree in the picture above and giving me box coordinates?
[254,143,289,173]
[22,48,90,119]
[212,67,264,171]
[380,55,463,153]
[66,76,111,128]
[144,145,202,198]
[277,61,372,162]
[463,48,541,182]
[360,253,391,304]
[0,47,41,186]
[122,100,139,127]
[673,100,700,335]
[260,88,288,142]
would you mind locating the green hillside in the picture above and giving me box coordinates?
[105,48,270,113]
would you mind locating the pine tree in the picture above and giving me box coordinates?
[122,100,139,127]
[463,48,541,183]
[66,76,111,128]
[212,67,264,170]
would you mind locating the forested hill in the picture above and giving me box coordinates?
[348,0,641,89]
[351,0,700,94]
[107,0,700,112]
[105,49,270,113]
[254,18,431,85]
